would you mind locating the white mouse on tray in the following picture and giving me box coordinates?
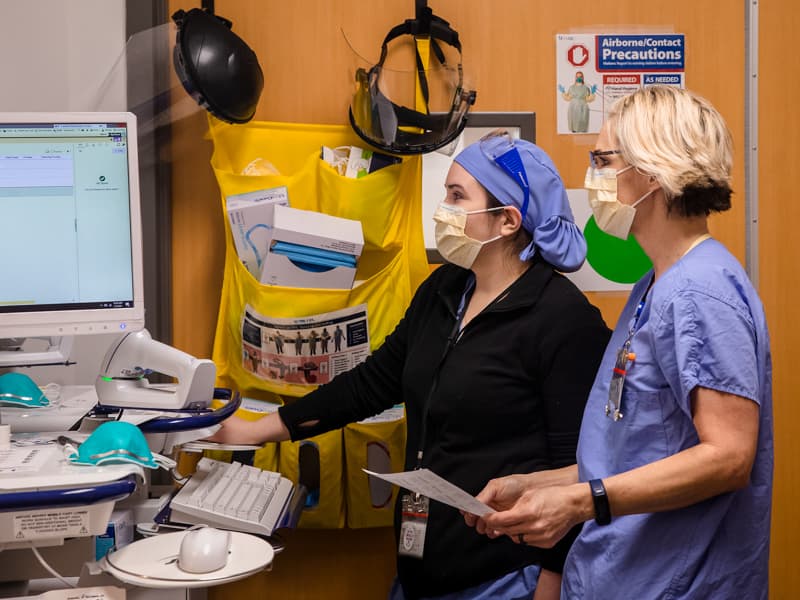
[178,526,232,574]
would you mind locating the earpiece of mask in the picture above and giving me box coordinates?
[433,203,504,269]
[64,421,176,470]
[584,166,652,240]
[0,372,50,408]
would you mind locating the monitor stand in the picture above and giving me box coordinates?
[0,336,74,368]
[0,384,98,433]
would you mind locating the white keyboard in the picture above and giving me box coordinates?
[169,457,294,536]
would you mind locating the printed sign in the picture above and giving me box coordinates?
[241,303,371,387]
[556,33,685,134]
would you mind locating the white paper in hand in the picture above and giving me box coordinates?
[362,468,494,516]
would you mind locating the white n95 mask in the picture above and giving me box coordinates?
[433,203,504,269]
[584,166,652,240]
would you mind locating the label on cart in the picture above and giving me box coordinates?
[12,508,90,540]
[39,585,126,600]
[0,446,52,473]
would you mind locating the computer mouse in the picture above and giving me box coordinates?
[177,527,231,574]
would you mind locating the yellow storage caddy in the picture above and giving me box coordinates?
[207,118,429,401]
[344,405,406,528]
[278,429,345,529]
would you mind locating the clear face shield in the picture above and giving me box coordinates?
[346,16,476,156]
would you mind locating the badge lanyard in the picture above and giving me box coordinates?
[606,236,710,421]
[606,278,652,421]
[399,276,473,559]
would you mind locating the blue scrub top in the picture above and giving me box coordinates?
[564,239,773,599]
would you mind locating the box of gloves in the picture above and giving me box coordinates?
[260,205,364,289]
[226,186,290,279]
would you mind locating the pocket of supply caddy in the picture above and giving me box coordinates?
[278,430,345,529]
[344,405,407,528]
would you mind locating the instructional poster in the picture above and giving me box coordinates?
[241,303,371,387]
[556,33,685,135]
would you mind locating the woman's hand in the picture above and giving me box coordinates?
[464,465,580,533]
[204,412,290,446]
[464,474,531,532]
[204,415,261,445]
[480,483,590,549]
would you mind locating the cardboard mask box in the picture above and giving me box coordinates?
[260,205,364,289]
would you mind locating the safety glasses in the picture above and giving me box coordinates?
[589,149,621,169]
[479,129,531,219]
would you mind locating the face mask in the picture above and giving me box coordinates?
[0,372,50,407]
[64,421,175,470]
[576,77,584,84]
[584,166,653,240]
[433,203,504,269]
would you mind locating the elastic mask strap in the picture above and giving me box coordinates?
[152,452,177,470]
[616,165,634,177]
[632,189,654,209]
[40,383,61,404]
[464,206,506,216]
[62,443,80,460]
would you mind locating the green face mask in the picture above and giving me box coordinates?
[0,372,49,407]
[65,421,173,469]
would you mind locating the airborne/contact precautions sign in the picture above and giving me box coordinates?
[556,32,686,135]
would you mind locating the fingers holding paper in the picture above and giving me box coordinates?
[463,474,528,531]
[466,472,587,549]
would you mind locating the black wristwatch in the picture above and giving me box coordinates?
[588,479,611,525]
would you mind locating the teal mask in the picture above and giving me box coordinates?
[0,372,50,407]
[66,421,172,469]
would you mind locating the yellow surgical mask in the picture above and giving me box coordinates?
[584,166,652,240]
[432,203,504,269]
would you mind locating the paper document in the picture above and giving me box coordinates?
[363,468,495,517]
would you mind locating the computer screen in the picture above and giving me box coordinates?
[0,112,145,339]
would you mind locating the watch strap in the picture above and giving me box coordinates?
[588,478,611,525]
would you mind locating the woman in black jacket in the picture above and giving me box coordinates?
[209,131,610,600]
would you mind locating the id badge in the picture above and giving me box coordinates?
[606,345,632,421]
[398,492,429,558]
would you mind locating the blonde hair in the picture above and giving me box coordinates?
[608,86,733,215]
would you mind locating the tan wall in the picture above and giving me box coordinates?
[166,1,797,598]
[760,3,800,599]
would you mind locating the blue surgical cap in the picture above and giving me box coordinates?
[454,139,587,272]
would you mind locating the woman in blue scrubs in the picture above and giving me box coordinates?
[466,85,773,599]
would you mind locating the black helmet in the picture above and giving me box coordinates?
[172,8,263,124]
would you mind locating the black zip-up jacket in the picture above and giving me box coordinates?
[280,259,611,598]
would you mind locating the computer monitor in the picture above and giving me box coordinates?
[0,112,145,343]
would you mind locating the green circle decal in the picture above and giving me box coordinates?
[584,217,652,284]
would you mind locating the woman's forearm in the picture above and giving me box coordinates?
[525,464,579,488]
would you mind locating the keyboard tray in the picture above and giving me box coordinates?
[168,457,294,537]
